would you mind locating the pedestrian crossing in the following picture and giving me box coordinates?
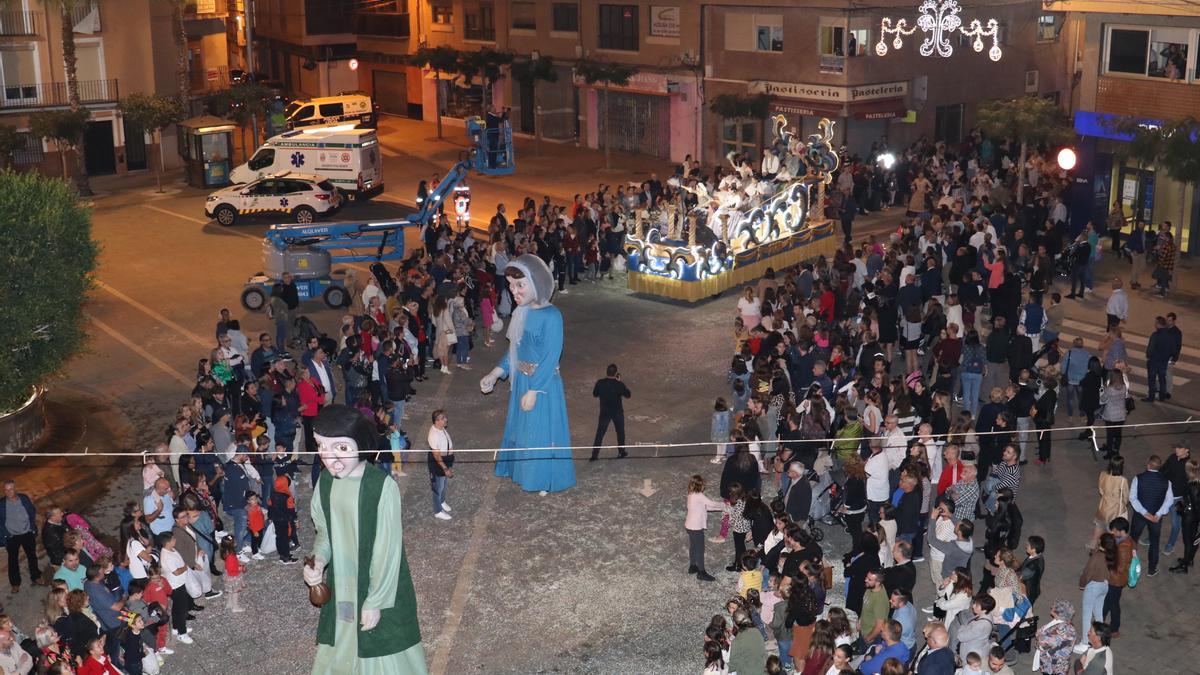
[1056,318,1191,396]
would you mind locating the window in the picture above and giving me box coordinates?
[11,133,42,166]
[464,1,495,41]
[756,25,783,52]
[512,1,536,30]
[1,47,37,102]
[848,28,868,56]
[440,81,484,118]
[935,104,964,145]
[598,4,638,51]
[431,1,452,25]
[1037,14,1061,42]
[552,3,578,32]
[292,105,315,121]
[722,118,759,163]
[248,148,275,170]
[820,24,845,73]
[1105,26,1190,80]
[318,102,344,117]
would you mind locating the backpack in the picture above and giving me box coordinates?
[1127,549,1142,588]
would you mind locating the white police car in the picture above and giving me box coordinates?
[205,172,342,226]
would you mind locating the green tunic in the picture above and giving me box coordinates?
[311,468,427,675]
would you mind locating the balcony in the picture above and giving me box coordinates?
[0,10,41,36]
[69,1,101,33]
[353,12,410,39]
[190,65,230,93]
[464,24,495,42]
[1,79,119,110]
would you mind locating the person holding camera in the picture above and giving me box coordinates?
[591,364,631,461]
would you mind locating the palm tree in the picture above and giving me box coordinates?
[163,0,190,108]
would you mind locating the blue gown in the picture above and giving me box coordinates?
[492,305,576,492]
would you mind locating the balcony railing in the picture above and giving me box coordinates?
[0,10,41,36]
[353,12,411,38]
[69,1,101,33]
[464,25,495,41]
[190,65,230,92]
[1,79,119,110]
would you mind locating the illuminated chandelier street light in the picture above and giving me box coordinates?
[876,0,1002,62]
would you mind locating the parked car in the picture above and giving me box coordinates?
[205,172,342,226]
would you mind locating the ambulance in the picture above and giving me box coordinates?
[230,126,384,200]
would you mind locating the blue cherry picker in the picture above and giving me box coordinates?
[239,117,514,311]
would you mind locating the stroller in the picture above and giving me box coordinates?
[1053,242,1078,278]
[996,613,1039,665]
[805,480,846,543]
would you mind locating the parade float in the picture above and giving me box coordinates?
[625,116,841,302]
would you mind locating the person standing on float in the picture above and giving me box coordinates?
[481,254,577,494]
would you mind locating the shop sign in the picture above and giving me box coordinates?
[650,5,681,37]
[748,80,907,102]
[573,70,673,95]
[195,0,217,13]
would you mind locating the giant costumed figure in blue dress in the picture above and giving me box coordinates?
[480,254,576,493]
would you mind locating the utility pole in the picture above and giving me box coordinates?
[245,0,259,146]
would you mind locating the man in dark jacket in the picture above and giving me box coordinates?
[222,450,254,558]
[41,506,67,568]
[984,316,1011,397]
[591,364,632,460]
[783,462,812,523]
[916,624,956,675]
[0,480,43,593]
[1145,315,1172,402]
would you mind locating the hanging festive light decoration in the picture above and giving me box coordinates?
[876,0,1002,62]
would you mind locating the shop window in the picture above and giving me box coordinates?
[1038,14,1061,42]
[756,24,783,52]
[598,4,638,51]
[512,1,536,30]
[464,1,494,41]
[820,24,846,73]
[431,1,452,25]
[935,103,964,145]
[441,81,484,119]
[722,118,759,163]
[552,2,578,32]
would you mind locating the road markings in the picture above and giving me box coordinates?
[87,313,193,386]
[95,280,213,349]
[141,204,262,241]
[635,478,659,497]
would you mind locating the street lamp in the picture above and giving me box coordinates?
[1057,147,1077,171]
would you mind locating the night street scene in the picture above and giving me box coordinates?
[5,1,1200,673]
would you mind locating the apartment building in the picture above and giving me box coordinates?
[0,0,158,176]
[1048,0,1200,253]
[702,0,1070,165]
[353,1,703,162]
[251,0,358,98]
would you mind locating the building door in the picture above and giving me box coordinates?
[599,91,669,158]
[1118,166,1155,226]
[84,120,116,175]
[517,78,535,134]
[372,70,409,117]
[124,119,147,171]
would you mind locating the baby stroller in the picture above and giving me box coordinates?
[1053,242,1078,278]
[805,480,845,543]
[996,614,1039,665]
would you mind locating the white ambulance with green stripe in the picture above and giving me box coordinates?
[230,126,384,201]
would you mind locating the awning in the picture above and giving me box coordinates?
[770,100,843,118]
[184,18,226,39]
[850,98,907,120]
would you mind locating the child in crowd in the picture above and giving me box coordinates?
[156,532,193,645]
[219,535,245,613]
[733,318,750,354]
[736,551,762,598]
[584,235,600,282]
[246,492,267,561]
[269,475,299,565]
[685,475,725,582]
[118,611,158,675]
[141,563,172,655]
[479,283,496,347]
[956,651,984,675]
[701,641,726,675]
[711,398,731,464]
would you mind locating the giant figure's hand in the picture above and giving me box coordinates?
[520,390,539,412]
[361,608,381,631]
[480,367,504,394]
[303,556,327,586]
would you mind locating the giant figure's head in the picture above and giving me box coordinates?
[504,254,553,307]
[313,404,377,479]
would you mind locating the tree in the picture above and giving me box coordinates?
[162,0,191,108]
[0,125,22,170]
[28,109,90,182]
[30,0,96,195]
[511,56,557,154]
[976,96,1072,204]
[0,169,98,411]
[1114,116,1200,247]
[459,48,515,113]
[575,58,638,170]
[406,46,464,140]
[119,93,184,192]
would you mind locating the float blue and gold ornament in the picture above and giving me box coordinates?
[626,117,841,302]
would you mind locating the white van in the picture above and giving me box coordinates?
[230,127,384,200]
[285,93,376,130]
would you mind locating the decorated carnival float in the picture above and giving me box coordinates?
[624,116,842,302]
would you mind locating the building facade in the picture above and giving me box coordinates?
[1050,0,1200,253]
[702,0,1070,165]
[251,0,358,99]
[0,0,159,176]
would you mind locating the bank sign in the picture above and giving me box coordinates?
[748,80,908,103]
[650,5,680,37]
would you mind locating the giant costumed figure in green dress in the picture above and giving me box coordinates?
[303,405,427,674]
